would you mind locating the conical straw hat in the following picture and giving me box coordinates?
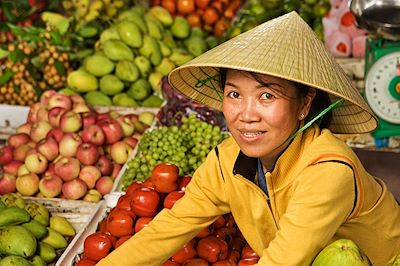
[168,11,378,134]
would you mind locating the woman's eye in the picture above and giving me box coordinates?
[261,92,273,100]
[227,91,240,98]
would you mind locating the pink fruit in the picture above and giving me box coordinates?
[97,118,123,144]
[59,133,82,157]
[48,93,72,110]
[80,124,105,146]
[54,156,81,181]
[60,111,82,133]
[95,176,114,195]
[96,155,113,176]
[110,141,132,164]
[25,152,48,174]
[76,143,99,166]
[40,89,57,105]
[0,145,14,165]
[39,174,63,198]
[78,165,102,189]
[72,103,91,114]
[8,133,30,148]
[12,144,31,162]
[123,136,138,149]
[62,178,88,200]
[111,164,122,180]
[36,137,59,161]
[81,112,97,128]
[46,128,64,143]
[48,107,68,128]
[0,173,16,195]
[3,160,23,176]
[30,120,53,143]
[16,173,40,196]
[16,122,31,135]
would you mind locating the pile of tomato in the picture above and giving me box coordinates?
[76,163,260,266]
[150,0,244,38]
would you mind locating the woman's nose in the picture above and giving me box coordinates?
[239,99,259,122]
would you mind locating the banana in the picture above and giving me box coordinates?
[0,207,31,227]
[25,203,50,227]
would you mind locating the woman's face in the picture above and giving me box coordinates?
[222,69,314,166]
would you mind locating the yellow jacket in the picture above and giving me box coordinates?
[97,125,400,266]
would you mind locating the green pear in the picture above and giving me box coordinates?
[115,60,139,82]
[112,93,139,107]
[134,56,152,78]
[67,69,98,93]
[170,16,190,39]
[102,39,134,61]
[128,79,152,101]
[99,75,125,96]
[155,57,176,76]
[148,71,164,92]
[117,20,143,48]
[84,54,115,76]
[84,91,112,106]
[49,216,75,237]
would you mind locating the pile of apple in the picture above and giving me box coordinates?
[76,163,260,266]
[0,90,155,201]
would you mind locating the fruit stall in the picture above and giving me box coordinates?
[0,0,399,265]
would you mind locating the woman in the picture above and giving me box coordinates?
[97,12,400,265]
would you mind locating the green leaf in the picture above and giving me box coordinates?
[54,59,66,76]
[0,69,14,86]
[0,48,9,59]
[41,12,70,34]
[13,84,20,94]
[9,49,26,63]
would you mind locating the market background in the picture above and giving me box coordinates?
[0,0,399,265]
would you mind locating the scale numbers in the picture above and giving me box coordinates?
[365,51,400,124]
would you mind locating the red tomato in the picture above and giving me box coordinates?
[172,239,197,263]
[116,194,136,218]
[135,216,153,233]
[211,259,236,266]
[230,237,246,253]
[178,175,192,191]
[195,0,210,9]
[131,187,160,217]
[213,227,232,245]
[197,236,228,263]
[114,235,132,249]
[227,250,240,263]
[76,258,97,266]
[83,232,113,262]
[238,258,259,266]
[213,216,226,229]
[196,224,214,238]
[107,209,134,237]
[177,0,196,14]
[163,260,181,266]
[161,0,176,15]
[241,244,259,260]
[142,178,156,189]
[182,258,209,266]
[98,218,109,234]
[125,181,143,198]
[150,163,179,193]
[164,190,185,209]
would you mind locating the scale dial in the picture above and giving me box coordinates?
[365,51,400,124]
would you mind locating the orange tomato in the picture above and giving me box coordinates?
[177,0,196,15]
[211,2,223,13]
[203,6,219,25]
[161,0,176,15]
[224,0,242,19]
[187,13,202,27]
[214,17,229,38]
[195,0,210,9]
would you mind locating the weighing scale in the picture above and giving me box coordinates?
[350,0,400,146]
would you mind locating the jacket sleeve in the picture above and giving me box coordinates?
[257,162,355,266]
[96,149,230,266]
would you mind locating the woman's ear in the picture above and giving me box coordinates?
[299,88,316,119]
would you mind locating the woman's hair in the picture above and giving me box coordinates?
[219,68,332,129]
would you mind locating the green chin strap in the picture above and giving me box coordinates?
[284,98,344,144]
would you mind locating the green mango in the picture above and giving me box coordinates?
[21,220,48,239]
[128,79,152,101]
[112,93,139,107]
[138,35,162,66]
[30,255,46,266]
[117,20,143,48]
[155,58,176,76]
[41,228,67,249]
[67,69,98,93]
[103,39,134,61]
[84,91,112,106]
[185,36,208,56]
[84,54,115,76]
[37,242,56,263]
[99,75,125,96]
[141,94,164,107]
[115,60,139,82]
[170,16,190,39]
[148,6,173,27]
[0,255,33,266]
[0,226,37,258]
[117,9,148,33]
[134,56,152,78]
[99,27,120,43]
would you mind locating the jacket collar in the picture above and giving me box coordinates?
[233,152,257,181]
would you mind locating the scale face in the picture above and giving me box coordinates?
[365,51,400,124]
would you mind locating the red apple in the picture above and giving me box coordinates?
[0,173,16,195]
[81,112,97,128]
[110,141,133,164]
[17,164,30,177]
[76,143,99,166]
[83,189,103,202]
[46,128,64,143]
[123,136,138,149]
[25,152,48,174]
[72,103,91,114]
[60,111,82,133]
[12,144,31,162]
[36,106,49,122]
[40,89,57,105]
[48,107,67,127]
[59,133,82,157]
[16,122,31,135]
[96,112,111,121]
[16,173,40,196]
[45,162,56,176]
[71,94,85,105]
[62,178,88,200]
[36,137,59,161]
[96,155,113,176]
[48,93,72,110]
[0,145,14,165]
[97,118,123,144]
[80,124,105,146]
[27,102,42,124]
[30,121,53,143]
[95,176,114,195]
[3,160,23,176]
[116,116,135,137]
[8,133,30,148]
[39,174,63,198]
[79,165,102,189]
[124,114,138,123]
[54,156,81,181]
[111,164,122,180]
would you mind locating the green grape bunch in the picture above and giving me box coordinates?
[120,114,229,190]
